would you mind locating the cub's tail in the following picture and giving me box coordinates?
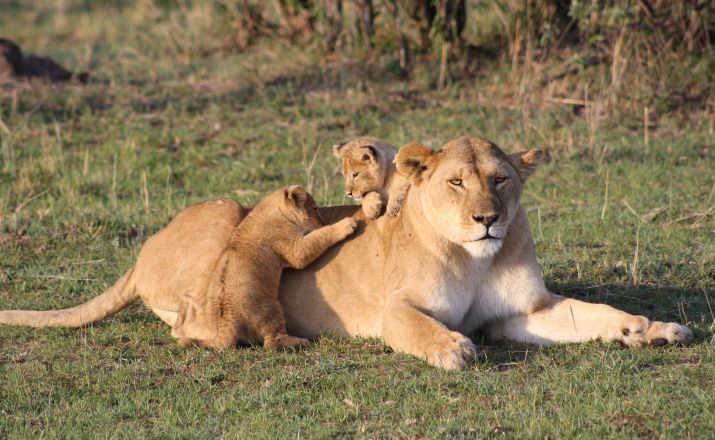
[0,267,138,327]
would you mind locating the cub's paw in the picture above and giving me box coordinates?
[335,217,359,239]
[386,199,403,217]
[176,337,195,348]
[424,331,477,370]
[264,334,310,351]
[361,192,383,220]
[619,316,693,347]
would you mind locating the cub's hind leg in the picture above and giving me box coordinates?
[239,290,309,350]
[264,334,310,350]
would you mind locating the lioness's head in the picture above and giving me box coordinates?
[395,136,544,258]
[332,137,397,200]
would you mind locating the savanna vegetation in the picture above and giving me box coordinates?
[0,0,713,438]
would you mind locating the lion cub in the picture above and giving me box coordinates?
[333,137,411,219]
[171,185,358,350]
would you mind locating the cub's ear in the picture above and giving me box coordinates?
[509,149,546,181]
[395,143,435,183]
[332,142,347,158]
[358,144,378,163]
[284,185,308,209]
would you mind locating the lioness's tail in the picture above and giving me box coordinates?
[0,267,138,327]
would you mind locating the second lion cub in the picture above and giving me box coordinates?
[333,137,411,219]
[171,185,357,350]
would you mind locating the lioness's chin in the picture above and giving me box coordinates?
[463,239,503,259]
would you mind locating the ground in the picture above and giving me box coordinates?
[0,2,713,438]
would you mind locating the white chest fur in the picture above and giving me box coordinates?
[423,257,547,334]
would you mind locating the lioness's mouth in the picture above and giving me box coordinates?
[471,233,501,241]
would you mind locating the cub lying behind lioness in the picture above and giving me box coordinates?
[333,137,411,219]
[171,185,358,350]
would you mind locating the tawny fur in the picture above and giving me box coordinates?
[0,136,692,370]
[332,137,411,219]
[171,185,357,350]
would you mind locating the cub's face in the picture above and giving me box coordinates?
[333,140,389,200]
[396,137,543,259]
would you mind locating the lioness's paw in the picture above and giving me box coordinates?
[618,315,649,347]
[619,316,693,347]
[425,331,476,370]
[645,321,693,346]
[361,193,383,220]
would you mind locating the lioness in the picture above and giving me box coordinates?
[0,136,692,370]
[172,185,358,350]
[333,137,410,219]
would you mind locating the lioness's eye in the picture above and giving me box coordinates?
[352,172,360,179]
[494,176,507,184]
[448,179,462,186]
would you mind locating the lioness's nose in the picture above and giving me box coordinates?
[473,214,499,227]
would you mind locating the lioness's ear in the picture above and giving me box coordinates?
[359,144,378,163]
[395,143,435,183]
[509,149,546,181]
[332,142,347,158]
[285,185,308,209]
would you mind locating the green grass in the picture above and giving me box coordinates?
[1,2,714,438]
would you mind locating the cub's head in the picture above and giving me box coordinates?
[281,185,324,230]
[395,136,544,258]
[332,137,397,200]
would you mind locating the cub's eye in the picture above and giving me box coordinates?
[494,176,508,185]
[352,172,360,179]
[448,178,463,187]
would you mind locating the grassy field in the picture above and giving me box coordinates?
[1,2,714,438]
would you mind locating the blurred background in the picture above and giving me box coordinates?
[2,1,713,112]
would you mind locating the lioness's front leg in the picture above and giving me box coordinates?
[487,293,692,347]
[382,297,477,370]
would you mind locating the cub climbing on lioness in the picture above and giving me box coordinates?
[333,137,411,219]
[171,185,358,350]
